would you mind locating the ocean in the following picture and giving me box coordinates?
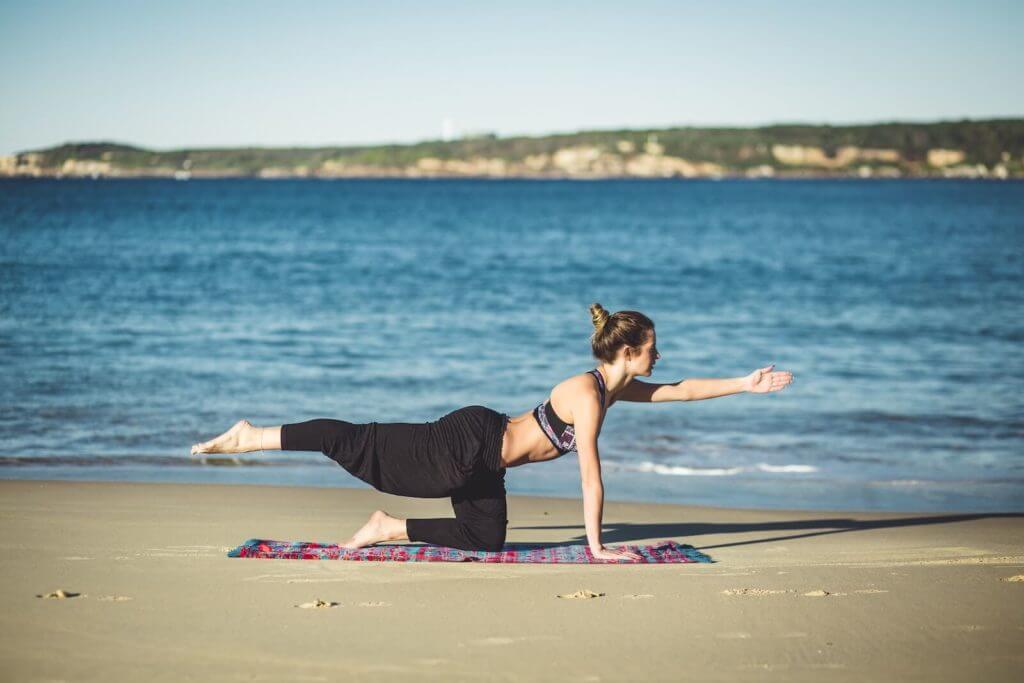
[2,177,1022,512]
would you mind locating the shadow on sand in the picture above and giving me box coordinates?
[511,513,1024,551]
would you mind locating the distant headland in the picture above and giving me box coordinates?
[3,119,1022,180]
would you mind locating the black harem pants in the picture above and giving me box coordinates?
[280,405,510,552]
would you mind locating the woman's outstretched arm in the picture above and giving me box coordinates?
[675,377,747,401]
[680,363,793,401]
[616,365,793,403]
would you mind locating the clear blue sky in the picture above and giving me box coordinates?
[1,0,1021,154]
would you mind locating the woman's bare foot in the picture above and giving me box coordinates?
[190,419,260,456]
[340,510,407,549]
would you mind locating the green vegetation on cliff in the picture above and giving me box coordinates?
[13,118,1024,178]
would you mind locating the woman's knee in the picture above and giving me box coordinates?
[467,519,507,552]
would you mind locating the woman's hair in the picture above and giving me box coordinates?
[588,303,655,363]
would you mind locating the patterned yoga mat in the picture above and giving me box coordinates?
[227,539,712,563]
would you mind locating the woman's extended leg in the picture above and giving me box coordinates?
[278,418,466,498]
[190,420,281,456]
[193,415,507,551]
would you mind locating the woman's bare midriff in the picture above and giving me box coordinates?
[499,403,610,468]
[499,409,564,468]
[499,371,612,469]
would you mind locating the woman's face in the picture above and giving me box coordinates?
[629,330,660,376]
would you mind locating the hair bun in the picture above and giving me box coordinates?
[588,304,655,364]
[589,302,610,335]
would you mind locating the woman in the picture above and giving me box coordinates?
[191,303,793,561]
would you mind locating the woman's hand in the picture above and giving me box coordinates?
[745,364,793,394]
[590,545,642,562]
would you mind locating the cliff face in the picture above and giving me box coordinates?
[4,120,1023,179]
[771,145,902,167]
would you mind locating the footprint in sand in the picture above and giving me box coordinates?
[722,588,794,596]
[143,547,218,558]
[1001,574,1024,582]
[36,589,81,599]
[295,599,340,609]
[803,590,847,597]
[474,637,518,646]
[557,589,605,599]
[470,635,562,646]
[415,658,449,666]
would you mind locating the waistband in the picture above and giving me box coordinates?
[435,405,509,476]
[482,411,510,474]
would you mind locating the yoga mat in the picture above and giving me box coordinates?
[227,539,712,563]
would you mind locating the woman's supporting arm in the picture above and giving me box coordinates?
[581,476,604,551]
[574,393,606,550]
[573,381,643,561]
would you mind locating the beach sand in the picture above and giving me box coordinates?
[2,479,1022,682]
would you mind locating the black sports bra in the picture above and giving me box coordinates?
[532,369,607,454]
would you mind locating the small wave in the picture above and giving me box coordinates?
[756,463,818,473]
[867,478,1024,488]
[605,460,818,477]
[633,463,745,476]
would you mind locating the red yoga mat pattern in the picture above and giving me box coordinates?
[227,538,712,563]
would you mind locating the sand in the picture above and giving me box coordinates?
[1,479,1022,682]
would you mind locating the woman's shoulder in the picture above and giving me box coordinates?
[551,369,593,388]
[550,370,604,403]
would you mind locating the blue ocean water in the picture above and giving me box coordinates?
[1,178,1022,512]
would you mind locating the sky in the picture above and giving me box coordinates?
[1,0,1021,155]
